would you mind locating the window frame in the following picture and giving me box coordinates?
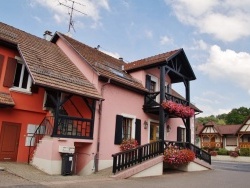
[9,57,32,94]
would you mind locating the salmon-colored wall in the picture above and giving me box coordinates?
[0,46,47,162]
[98,83,150,159]
[56,38,100,92]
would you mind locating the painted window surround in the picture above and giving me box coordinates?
[9,56,32,95]
[121,113,136,139]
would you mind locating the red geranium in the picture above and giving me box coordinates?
[161,101,194,118]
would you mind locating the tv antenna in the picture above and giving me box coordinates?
[58,0,87,32]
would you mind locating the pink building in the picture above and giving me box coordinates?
[0,22,206,177]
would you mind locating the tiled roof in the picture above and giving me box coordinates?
[0,92,15,106]
[0,22,102,99]
[216,124,241,135]
[199,121,242,135]
[56,33,147,93]
[124,49,180,71]
[195,123,204,135]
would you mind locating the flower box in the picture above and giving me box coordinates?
[161,101,194,118]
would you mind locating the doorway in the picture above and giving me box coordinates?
[150,122,159,143]
[0,122,21,161]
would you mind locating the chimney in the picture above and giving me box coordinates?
[43,30,53,41]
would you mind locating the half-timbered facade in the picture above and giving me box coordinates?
[197,117,250,150]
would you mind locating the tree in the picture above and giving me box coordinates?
[196,107,250,125]
[225,107,250,124]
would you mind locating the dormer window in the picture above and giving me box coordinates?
[13,60,32,91]
[3,56,32,93]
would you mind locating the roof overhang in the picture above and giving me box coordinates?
[0,92,15,108]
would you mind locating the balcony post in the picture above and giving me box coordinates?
[159,65,166,152]
[185,80,191,143]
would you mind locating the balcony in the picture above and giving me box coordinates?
[239,142,250,148]
[201,142,223,148]
[143,92,188,115]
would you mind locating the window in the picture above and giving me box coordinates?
[4,57,32,93]
[149,80,156,92]
[226,136,237,146]
[122,117,132,140]
[177,127,185,142]
[114,115,141,145]
[13,61,32,91]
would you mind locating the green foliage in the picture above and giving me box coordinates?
[239,148,250,156]
[217,148,228,155]
[225,107,250,124]
[196,106,250,125]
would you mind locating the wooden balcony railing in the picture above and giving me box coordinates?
[202,142,222,148]
[239,142,250,148]
[144,92,188,112]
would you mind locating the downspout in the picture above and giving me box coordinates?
[95,78,111,173]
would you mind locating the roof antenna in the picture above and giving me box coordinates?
[58,0,87,32]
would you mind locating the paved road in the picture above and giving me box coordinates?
[44,170,250,188]
[1,162,250,188]
[0,170,46,188]
[212,160,250,172]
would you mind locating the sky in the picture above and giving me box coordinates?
[1,0,250,117]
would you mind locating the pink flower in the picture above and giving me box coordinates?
[161,101,194,118]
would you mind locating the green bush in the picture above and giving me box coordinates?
[217,148,228,155]
[240,148,250,156]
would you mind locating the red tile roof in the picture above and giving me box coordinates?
[0,92,15,106]
[216,124,241,135]
[56,33,147,93]
[0,22,102,99]
[124,49,180,71]
[198,121,242,135]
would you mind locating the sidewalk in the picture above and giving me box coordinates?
[211,155,250,163]
[0,162,113,187]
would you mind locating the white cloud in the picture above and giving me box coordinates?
[166,0,250,42]
[145,30,153,38]
[33,16,42,23]
[198,45,250,94]
[33,0,110,26]
[190,39,208,50]
[160,35,173,45]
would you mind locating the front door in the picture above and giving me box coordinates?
[150,122,159,143]
[0,122,21,161]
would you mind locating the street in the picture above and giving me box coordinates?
[1,161,250,188]
[44,169,250,188]
[212,160,250,172]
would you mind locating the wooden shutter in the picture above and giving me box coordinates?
[3,57,17,87]
[145,75,151,90]
[0,54,4,79]
[135,119,141,145]
[114,115,123,145]
[177,127,182,142]
[31,84,39,93]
